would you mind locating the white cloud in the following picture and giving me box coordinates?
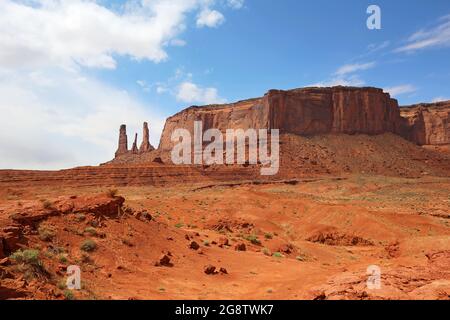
[384,84,417,97]
[0,0,208,70]
[432,96,449,103]
[0,0,245,169]
[0,68,165,170]
[197,9,225,28]
[334,62,376,76]
[311,75,366,87]
[367,41,390,53]
[176,81,226,105]
[396,15,450,52]
[227,0,245,9]
[136,80,151,92]
[170,39,187,47]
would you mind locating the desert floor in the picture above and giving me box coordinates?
[1,174,449,300]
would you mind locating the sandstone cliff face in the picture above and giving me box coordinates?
[265,87,400,135]
[115,125,128,157]
[158,86,401,154]
[158,97,269,155]
[399,101,450,146]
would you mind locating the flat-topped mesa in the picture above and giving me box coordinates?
[158,86,402,154]
[398,100,450,146]
[139,122,155,153]
[115,125,128,157]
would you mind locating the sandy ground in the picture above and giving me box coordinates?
[1,174,449,300]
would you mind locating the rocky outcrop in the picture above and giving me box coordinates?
[158,86,402,154]
[115,122,155,158]
[115,125,128,157]
[131,133,139,154]
[399,101,450,146]
[140,122,155,153]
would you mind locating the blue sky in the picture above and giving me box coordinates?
[96,0,450,112]
[0,0,449,169]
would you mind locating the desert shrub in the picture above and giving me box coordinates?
[262,248,271,256]
[57,280,66,290]
[296,255,307,262]
[38,226,55,242]
[174,223,184,228]
[264,233,273,240]
[58,254,68,264]
[74,213,86,222]
[84,227,98,237]
[272,252,284,258]
[80,239,97,252]
[63,290,75,300]
[245,234,261,245]
[203,240,210,247]
[106,189,118,198]
[10,249,41,266]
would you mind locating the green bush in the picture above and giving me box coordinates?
[84,227,98,237]
[174,223,184,228]
[10,249,41,266]
[80,239,97,252]
[64,290,75,300]
[264,233,273,240]
[272,252,284,258]
[38,226,55,242]
[244,234,261,245]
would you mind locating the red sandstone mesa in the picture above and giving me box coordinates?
[152,86,449,160]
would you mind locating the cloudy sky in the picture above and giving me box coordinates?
[0,0,449,170]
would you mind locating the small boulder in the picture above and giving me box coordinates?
[235,243,246,251]
[219,237,229,246]
[189,241,200,250]
[219,267,228,275]
[155,254,173,267]
[204,265,216,275]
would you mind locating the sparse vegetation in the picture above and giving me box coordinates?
[84,227,98,237]
[174,222,184,228]
[244,234,261,245]
[38,226,55,242]
[203,240,210,247]
[74,213,86,222]
[9,249,46,280]
[10,249,41,266]
[264,233,273,240]
[80,239,97,252]
[272,252,284,258]
[63,289,75,300]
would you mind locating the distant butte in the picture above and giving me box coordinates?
[113,86,450,163]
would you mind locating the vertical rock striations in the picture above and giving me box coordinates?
[115,125,128,157]
[131,133,139,154]
[140,122,155,153]
[399,101,450,146]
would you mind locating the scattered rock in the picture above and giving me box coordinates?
[155,254,173,267]
[189,241,200,250]
[204,265,216,275]
[235,243,246,251]
[219,267,228,275]
[218,237,229,247]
